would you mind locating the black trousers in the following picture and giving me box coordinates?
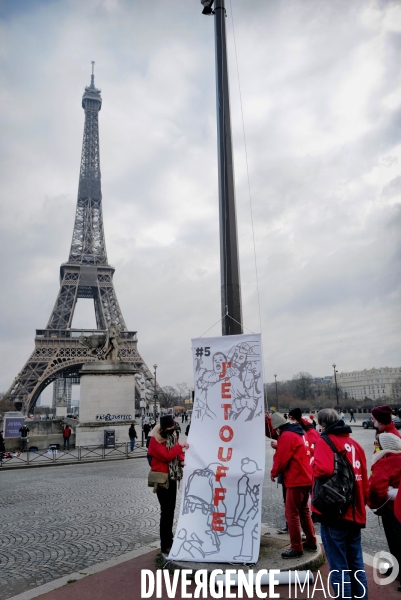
[156,478,177,553]
[382,507,401,580]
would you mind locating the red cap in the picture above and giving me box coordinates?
[371,404,392,425]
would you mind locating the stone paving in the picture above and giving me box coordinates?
[0,425,388,600]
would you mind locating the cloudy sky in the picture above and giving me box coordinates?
[0,0,400,399]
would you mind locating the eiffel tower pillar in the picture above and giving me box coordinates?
[3,66,159,415]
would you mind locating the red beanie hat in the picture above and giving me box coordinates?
[371,404,393,425]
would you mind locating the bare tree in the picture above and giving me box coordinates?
[291,372,314,402]
[0,393,14,416]
[176,382,190,406]
[161,386,179,409]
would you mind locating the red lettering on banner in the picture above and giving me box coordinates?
[219,425,234,442]
[219,362,232,379]
[221,404,231,420]
[213,487,227,506]
[221,382,231,398]
[218,447,232,462]
[215,465,228,482]
[211,512,225,532]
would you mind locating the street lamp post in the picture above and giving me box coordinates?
[200,0,243,336]
[274,374,278,412]
[153,364,158,423]
[332,363,340,412]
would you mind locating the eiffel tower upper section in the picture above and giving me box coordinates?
[69,68,107,266]
[47,66,126,332]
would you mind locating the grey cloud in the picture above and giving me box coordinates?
[1,0,400,393]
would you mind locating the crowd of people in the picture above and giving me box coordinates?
[266,404,401,598]
[144,403,401,598]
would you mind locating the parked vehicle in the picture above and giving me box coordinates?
[394,417,401,429]
[362,416,401,429]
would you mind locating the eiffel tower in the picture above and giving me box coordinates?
[4,66,155,415]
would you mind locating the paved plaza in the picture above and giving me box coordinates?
[0,425,389,600]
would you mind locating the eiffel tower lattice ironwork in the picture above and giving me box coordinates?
[4,66,156,415]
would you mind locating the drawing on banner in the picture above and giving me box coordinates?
[172,458,261,561]
[194,340,262,422]
[228,457,261,561]
[194,351,226,421]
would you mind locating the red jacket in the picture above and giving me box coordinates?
[148,429,184,474]
[265,413,278,439]
[312,424,368,527]
[380,422,401,438]
[271,423,312,487]
[303,425,320,460]
[368,453,401,512]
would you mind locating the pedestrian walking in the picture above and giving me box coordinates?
[349,408,356,423]
[368,432,401,592]
[270,412,316,558]
[312,408,368,599]
[174,419,181,441]
[19,424,30,452]
[143,420,151,440]
[147,415,189,555]
[128,423,137,452]
[62,425,71,450]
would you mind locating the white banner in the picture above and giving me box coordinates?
[169,333,265,563]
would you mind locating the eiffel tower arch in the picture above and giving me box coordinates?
[4,67,157,415]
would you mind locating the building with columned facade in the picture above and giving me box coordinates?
[335,367,401,401]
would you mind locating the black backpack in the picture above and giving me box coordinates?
[312,435,355,517]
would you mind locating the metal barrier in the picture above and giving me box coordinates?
[0,441,146,469]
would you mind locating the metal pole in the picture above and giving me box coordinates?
[153,364,158,423]
[333,363,340,412]
[213,0,243,335]
[274,374,278,412]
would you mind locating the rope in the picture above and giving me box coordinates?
[227,0,268,406]
[226,312,255,334]
[198,308,228,338]
[228,0,263,338]
[227,1,280,530]
[199,308,256,338]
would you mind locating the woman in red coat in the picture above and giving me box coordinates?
[368,432,401,591]
[148,415,188,555]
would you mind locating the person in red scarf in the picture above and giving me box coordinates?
[148,415,188,555]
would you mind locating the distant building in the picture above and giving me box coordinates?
[335,367,401,401]
[314,376,333,383]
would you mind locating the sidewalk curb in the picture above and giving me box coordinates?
[4,543,160,600]
[4,535,377,600]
